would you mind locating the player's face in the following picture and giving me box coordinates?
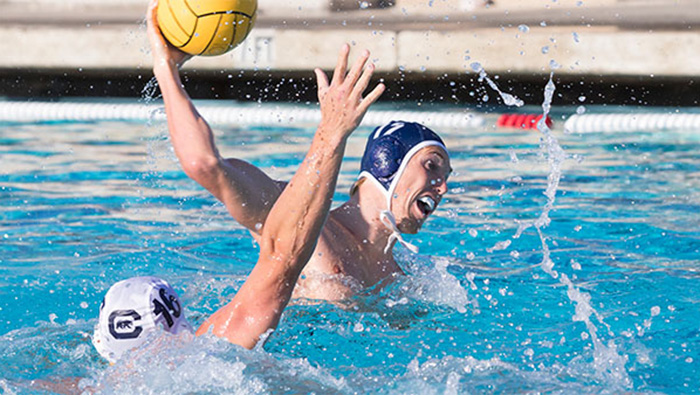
[391,146,451,234]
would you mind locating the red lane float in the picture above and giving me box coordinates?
[496,113,553,129]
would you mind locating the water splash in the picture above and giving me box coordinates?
[470,63,524,107]
[381,354,616,393]
[141,77,160,104]
[513,72,632,388]
[572,32,580,43]
[396,255,476,314]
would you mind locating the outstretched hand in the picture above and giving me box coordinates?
[146,0,192,70]
[314,44,385,141]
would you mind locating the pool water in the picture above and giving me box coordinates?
[1,100,699,393]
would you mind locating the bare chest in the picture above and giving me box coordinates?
[319,221,403,278]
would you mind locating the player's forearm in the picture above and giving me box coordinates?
[198,130,347,347]
[153,64,223,181]
[261,128,346,274]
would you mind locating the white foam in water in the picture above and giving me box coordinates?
[84,333,270,394]
[400,256,476,314]
[0,380,16,395]
[381,354,610,393]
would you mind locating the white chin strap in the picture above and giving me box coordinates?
[380,210,419,254]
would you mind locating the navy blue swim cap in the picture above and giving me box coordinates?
[358,121,447,193]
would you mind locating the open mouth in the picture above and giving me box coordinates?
[416,196,436,216]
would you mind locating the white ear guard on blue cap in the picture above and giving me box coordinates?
[357,121,448,253]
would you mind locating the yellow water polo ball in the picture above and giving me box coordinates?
[157,0,257,57]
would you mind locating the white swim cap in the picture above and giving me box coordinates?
[92,276,192,363]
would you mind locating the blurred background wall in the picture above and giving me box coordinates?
[0,0,697,105]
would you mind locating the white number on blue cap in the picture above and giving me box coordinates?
[374,122,405,139]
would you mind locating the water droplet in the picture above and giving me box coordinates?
[80,302,89,309]
[518,24,530,33]
[576,105,586,114]
[572,32,580,43]
[541,46,550,54]
[509,150,519,163]
[570,259,581,270]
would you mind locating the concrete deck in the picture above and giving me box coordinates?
[0,0,698,104]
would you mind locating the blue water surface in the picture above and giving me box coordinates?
[0,102,699,394]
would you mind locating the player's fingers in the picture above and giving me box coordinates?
[315,68,330,96]
[358,83,385,114]
[344,49,370,90]
[349,62,375,104]
[330,44,350,86]
[147,0,158,26]
[146,0,162,40]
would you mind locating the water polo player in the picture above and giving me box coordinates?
[92,120,450,361]
[88,1,384,362]
[148,0,450,301]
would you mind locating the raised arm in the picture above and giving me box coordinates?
[196,44,385,348]
[147,0,282,233]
